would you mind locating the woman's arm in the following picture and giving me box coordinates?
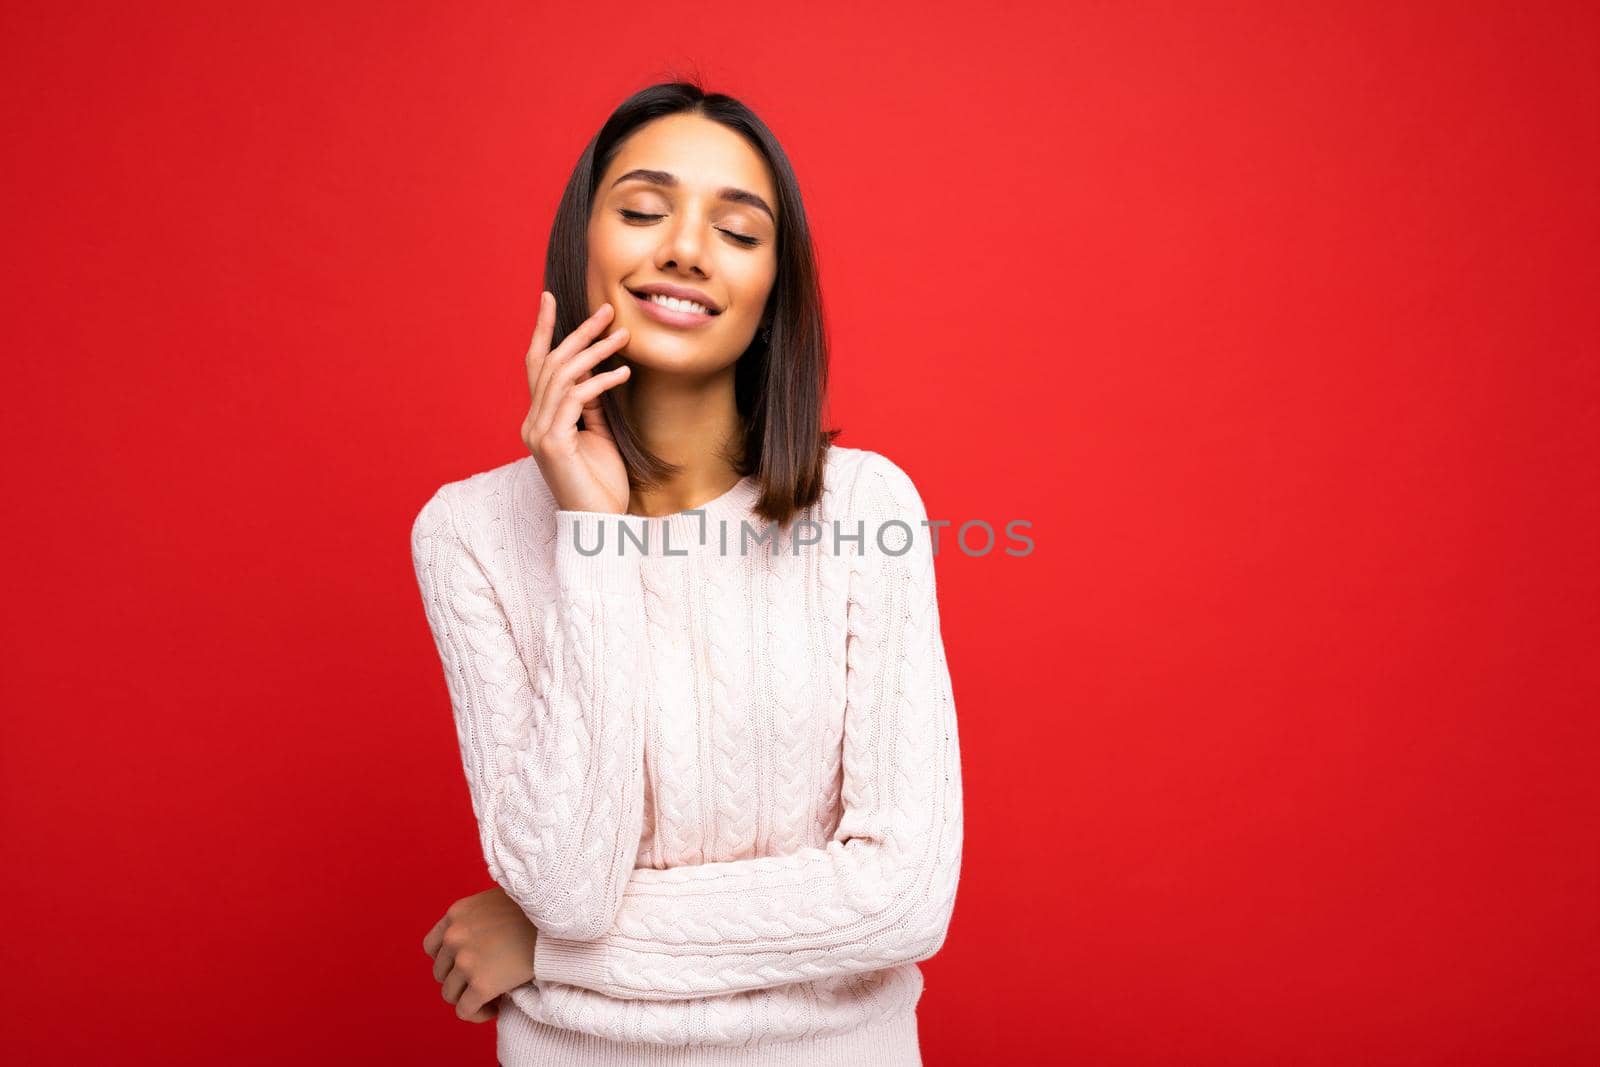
[531,453,965,1000]
[411,486,650,940]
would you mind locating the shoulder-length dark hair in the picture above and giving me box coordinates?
[543,78,841,529]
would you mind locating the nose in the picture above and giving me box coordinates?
[657,207,709,278]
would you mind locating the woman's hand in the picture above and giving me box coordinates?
[422,886,540,1023]
[521,290,634,514]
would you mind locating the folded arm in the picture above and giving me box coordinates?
[411,488,651,939]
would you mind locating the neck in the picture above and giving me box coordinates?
[616,362,745,517]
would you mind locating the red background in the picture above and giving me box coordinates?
[3,2,1596,1063]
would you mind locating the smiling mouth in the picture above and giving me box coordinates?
[627,288,722,316]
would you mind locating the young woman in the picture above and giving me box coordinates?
[410,80,964,1066]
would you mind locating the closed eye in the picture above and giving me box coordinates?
[617,209,761,248]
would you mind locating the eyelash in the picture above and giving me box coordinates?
[617,209,762,247]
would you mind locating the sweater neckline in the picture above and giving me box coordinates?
[634,474,761,555]
[629,474,759,520]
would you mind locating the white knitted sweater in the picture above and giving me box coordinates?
[409,444,964,1066]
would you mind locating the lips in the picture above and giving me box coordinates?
[629,287,720,329]
[626,284,722,315]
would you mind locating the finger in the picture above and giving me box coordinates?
[553,327,630,399]
[441,965,467,1006]
[456,979,491,1022]
[432,941,457,985]
[535,302,614,416]
[524,290,555,402]
[530,326,630,444]
[555,365,631,440]
[533,300,609,411]
[465,996,501,1024]
[527,290,564,417]
[422,915,448,959]
[579,382,617,442]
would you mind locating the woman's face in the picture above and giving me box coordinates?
[587,112,780,377]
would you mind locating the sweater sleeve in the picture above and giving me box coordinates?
[531,454,965,1000]
[410,486,651,940]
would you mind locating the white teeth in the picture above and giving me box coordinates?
[644,293,711,315]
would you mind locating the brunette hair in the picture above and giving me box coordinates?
[543,78,841,529]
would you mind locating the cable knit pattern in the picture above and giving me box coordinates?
[409,445,963,1066]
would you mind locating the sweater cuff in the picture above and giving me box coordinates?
[555,510,650,595]
[534,933,616,991]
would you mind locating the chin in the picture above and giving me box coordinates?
[626,337,738,375]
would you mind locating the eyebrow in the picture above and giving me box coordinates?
[609,168,776,224]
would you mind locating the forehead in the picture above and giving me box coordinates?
[602,114,776,205]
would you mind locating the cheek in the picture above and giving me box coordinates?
[586,230,621,272]
[585,240,637,300]
[587,219,637,269]
[590,234,664,293]
[730,262,778,316]
[582,260,608,307]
